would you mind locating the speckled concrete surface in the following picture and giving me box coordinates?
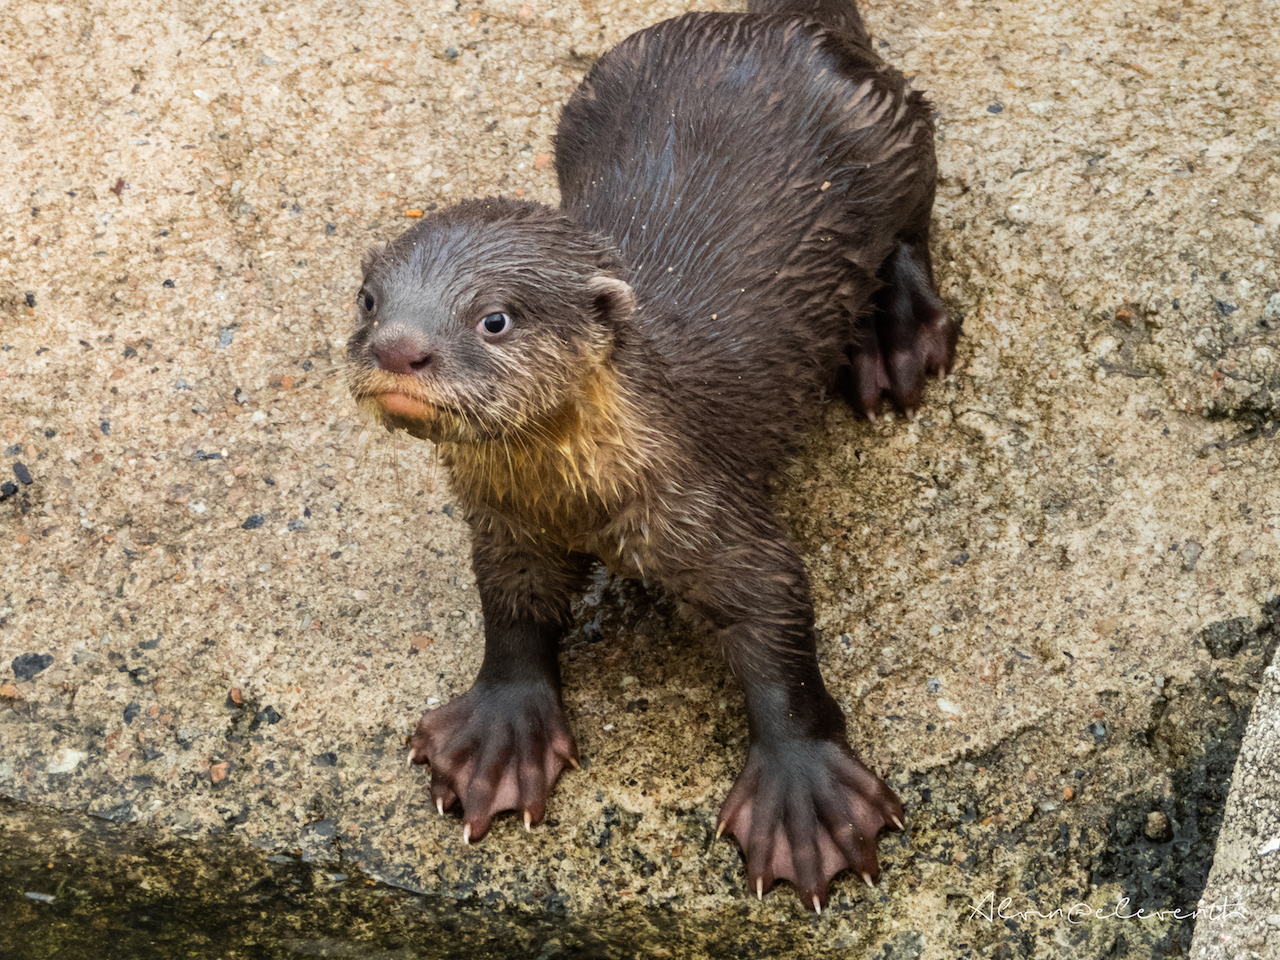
[1,0,1277,956]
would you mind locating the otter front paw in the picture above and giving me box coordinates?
[409,682,579,841]
[717,739,904,911]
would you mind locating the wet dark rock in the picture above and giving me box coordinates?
[1201,617,1251,659]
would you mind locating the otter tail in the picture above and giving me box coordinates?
[747,0,869,43]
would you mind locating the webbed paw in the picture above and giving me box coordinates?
[717,738,903,911]
[409,682,579,841]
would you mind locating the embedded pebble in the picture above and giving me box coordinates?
[11,653,53,681]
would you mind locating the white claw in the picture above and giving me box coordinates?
[715,822,726,840]
[523,810,532,832]
[862,873,874,888]
[436,797,444,816]
[463,823,472,845]
[813,895,822,915]
[756,877,764,901]
[891,815,904,831]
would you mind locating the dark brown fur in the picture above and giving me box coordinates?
[346,0,957,911]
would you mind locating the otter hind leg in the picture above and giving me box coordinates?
[841,232,957,418]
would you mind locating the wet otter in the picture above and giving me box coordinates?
[347,0,956,911]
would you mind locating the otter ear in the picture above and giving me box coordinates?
[360,242,388,278]
[584,275,636,328]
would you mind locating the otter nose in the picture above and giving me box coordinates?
[373,337,434,376]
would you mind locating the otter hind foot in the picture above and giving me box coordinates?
[717,738,904,911]
[409,681,579,841]
[843,237,958,419]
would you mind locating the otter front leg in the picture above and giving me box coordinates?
[409,529,590,841]
[685,516,904,910]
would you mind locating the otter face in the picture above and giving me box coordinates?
[347,197,635,444]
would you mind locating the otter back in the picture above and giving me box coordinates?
[556,12,938,469]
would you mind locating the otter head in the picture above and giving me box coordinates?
[347,198,636,444]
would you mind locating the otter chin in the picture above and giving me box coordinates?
[344,0,957,912]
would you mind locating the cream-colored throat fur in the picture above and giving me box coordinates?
[436,362,659,534]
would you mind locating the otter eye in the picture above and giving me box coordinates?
[478,312,512,337]
[360,290,376,314]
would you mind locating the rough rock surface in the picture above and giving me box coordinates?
[1190,652,1280,960]
[1,0,1277,956]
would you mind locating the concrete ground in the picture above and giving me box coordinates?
[1,0,1277,956]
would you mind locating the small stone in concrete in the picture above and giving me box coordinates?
[11,653,53,681]
[12,462,33,485]
[250,706,282,730]
[241,514,265,530]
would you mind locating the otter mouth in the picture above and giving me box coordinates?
[350,371,493,444]
[349,367,442,421]
[350,388,444,441]
[372,391,439,421]
[348,367,523,444]
[347,367,449,438]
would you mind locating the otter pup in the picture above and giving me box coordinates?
[347,0,956,911]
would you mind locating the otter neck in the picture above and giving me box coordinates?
[437,359,659,541]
